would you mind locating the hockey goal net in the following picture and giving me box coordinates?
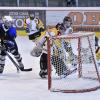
[47,32,100,93]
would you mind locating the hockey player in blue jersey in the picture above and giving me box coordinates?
[0,16,28,73]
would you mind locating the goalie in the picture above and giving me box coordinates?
[30,21,71,78]
[29,24,62,78]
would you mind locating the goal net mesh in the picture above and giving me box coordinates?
[47,32,100,93]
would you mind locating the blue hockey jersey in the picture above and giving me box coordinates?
[8,26,17,39]
[0,23,17,40]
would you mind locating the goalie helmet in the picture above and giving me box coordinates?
[63,16,72,28]
[2,16,13,28]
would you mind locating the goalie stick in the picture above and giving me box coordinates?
[67,68,77,75]
[62,68,77,78]
[6,52,32,72]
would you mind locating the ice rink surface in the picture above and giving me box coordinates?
[0,36,100,100]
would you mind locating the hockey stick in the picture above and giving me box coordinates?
[61,68,77,78]
[65,68,77,76]
[6,52,20,72]
[6,52,32,72]
[56,68,77,79]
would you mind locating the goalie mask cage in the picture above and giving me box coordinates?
[47,32,100,93]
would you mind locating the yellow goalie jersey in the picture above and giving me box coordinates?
[36,27,60,46]
[34,27,60,54]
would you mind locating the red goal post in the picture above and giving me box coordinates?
[47,32,100,93]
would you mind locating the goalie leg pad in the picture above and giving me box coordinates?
[40,53,47,70]
[39,53,48,78]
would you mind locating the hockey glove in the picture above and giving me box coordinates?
[3,40,15,51]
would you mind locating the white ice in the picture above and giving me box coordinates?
[0,36,100,100]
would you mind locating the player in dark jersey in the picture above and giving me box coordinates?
[0,16,25,73]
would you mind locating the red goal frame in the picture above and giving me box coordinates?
[47,32,100,93]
